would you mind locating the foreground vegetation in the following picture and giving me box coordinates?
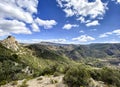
[0,37,120,87]
[64,65,120,87]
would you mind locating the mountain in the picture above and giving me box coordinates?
[27,42,120,60]
[0,36,73,85]
[0,36,120,87]
[0,36,19,51]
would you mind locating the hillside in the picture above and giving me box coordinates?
[0,36,120,87]
[35,42,120,59]
[0,36,73,85]
[27,42,120,67]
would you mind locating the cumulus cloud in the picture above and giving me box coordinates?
[35,18,57,29]
[0,0,36,23]
[57,0,108,26]
[31,23,40,32]
[0,19,31,34]
[86,20,100,27]
[113,29,120,35]
[99,29,120,38]
[0,30,10,36]
[63,24,79,30]
[72,35,95,42]
[0,0,57,36]
[117,0,120,3]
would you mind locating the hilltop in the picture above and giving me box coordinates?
[0,36,120,87]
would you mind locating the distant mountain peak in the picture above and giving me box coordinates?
[0,35,19,51]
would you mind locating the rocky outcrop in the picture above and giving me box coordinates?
[0,36,19,51]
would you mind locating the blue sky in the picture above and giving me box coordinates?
[0,0,120,44]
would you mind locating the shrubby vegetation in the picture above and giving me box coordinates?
[90,67,120,87]
[0,43,72,85]
[64,65,90,87]
[0,44,28,85]
[64,65,120,87]
[0,40,120,87]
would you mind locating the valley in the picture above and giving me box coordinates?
[0,36,120,87]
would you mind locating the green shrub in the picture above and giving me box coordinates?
[53,72,61,77]
[89,69,102,80]
[0,80,7,85]
[64,66,90,87]
[19,80,28,87]
[50,79,58,84]
[101,67,120,87]
[90,67,120,87]
[11,81,18,86]
[37,77,43,80]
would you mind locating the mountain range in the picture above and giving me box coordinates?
[0,36,120,87]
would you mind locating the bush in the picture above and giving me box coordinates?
[50,79,58,84]
[101,67,120,87]
[64,66,90,87]
[11,81,18,86]
[53,72,61,77]
[19,80,28,87]
[89,69,102,80]
[37,77,43,80]
[90,67,120,87]
[0,80,7,85]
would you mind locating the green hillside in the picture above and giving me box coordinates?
[0,38,73,85]
[0,36,120,87]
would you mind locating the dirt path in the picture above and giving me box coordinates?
[1,75,67,87]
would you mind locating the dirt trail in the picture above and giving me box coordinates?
[1,75,67,87]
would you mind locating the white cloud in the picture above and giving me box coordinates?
[18,38,66,43]
[0,0,57,36]
[77,17,91,23]
[0,0,35,23]
[0,30,10,36]
[117,0,120,3]
[46,39,66,43]
[63,24,79,30]
[77,17,85,23]
[35,18,57,29]
[72,35,95,42]
[57,0,108,26]
[31,23,40,32]
[0,19,31,35]
[113,29,120,35]
[16,0,38,14]
[86,20,100,27]
[79,30,84,33]
[99,32,113,38]
[114,0,120,4]
[99,29,120,38]
[63,9,75,17]
[104,39,120,43]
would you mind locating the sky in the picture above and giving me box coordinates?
[0,0,120,44]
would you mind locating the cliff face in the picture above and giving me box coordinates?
[0,36,19,51]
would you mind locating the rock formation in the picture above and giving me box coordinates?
[0,35,19,51]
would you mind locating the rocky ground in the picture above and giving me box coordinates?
[1,75,67,87]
